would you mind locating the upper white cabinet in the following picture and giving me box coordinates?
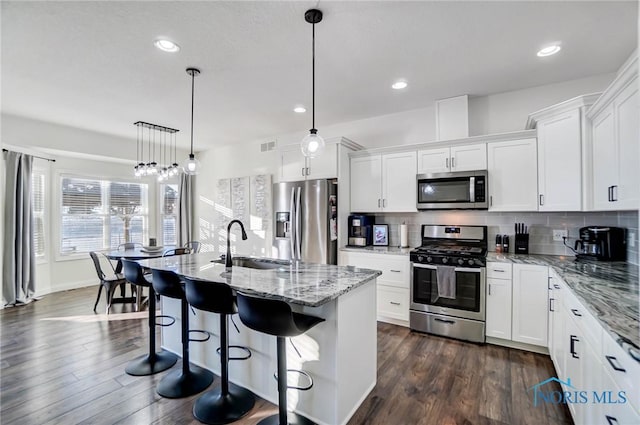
[527,94,599,211]
[280,143,338,181]
[417,144,486,174]
[587,52,639,211]
[487,138,538,211]
[350,151,417,213]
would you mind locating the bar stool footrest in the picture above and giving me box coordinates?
[189,329,212,343]
[156,314,176,327]
[273,369,313,391]
[216,345,252,361]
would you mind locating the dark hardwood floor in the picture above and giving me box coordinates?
[0,286,572,425]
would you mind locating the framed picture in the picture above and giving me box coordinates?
[372,224,389,246]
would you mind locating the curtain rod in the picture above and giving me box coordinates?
[2,148,56,162]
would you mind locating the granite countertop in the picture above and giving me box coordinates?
[138,253,382,308]
[488,253,639,360]
[340,246,412,255]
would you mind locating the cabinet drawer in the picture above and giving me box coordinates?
[487,262,512,279]
[602,333,640,416]
[377,285,409,321]
[562,289,602,350]
[340,252,409,288]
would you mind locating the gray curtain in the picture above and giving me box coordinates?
[178,173,195,246]
[2,151,36,306]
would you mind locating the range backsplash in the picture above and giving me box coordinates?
[374,211,639,265]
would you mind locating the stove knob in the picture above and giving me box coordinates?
[426,256,432,263]
[417,256,424,262]
[457,258,465,265]
[441,257,448,264]
[468,259,475,266]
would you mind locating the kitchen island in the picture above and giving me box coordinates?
[138,253,382,425]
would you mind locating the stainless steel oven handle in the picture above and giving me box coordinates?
[411,263,437,270]
[411,263,482,273]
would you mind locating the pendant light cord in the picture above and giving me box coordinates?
[312,21,316,130]
[190,71,195,156]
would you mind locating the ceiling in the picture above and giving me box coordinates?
[2,1,637,151]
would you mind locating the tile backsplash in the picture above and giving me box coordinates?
[375,210,639,265]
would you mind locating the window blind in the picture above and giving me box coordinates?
[32,169,46,257]
[160,184,178,246]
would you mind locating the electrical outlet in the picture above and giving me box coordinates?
[553,229,568,242]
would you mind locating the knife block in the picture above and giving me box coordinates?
[515,234,529,254]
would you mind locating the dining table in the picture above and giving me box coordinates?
[105,246,175,261]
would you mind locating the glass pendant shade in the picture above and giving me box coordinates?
[300,130,325,158]
[184,154,200,175]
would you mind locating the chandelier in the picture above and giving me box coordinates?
[133,121,180,181]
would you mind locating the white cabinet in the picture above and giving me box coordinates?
[486,277,512,340]
[511,264,548,347]
[339,250,410,325]
[487,138,538,211]
[350,151,417,213]
[587,53,639,211]
[280,143,338,181]
[417,144,486,174]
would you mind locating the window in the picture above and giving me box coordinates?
[60,176,148,255]
[160,184,179,246]
[32,169,46,258]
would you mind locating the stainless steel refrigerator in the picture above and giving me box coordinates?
[273,179,338,265]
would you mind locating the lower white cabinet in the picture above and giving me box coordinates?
[511,264,548,346]
[486,262,547,348]
[339,250,410,325]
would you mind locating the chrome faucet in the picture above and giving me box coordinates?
[226,219,248,271]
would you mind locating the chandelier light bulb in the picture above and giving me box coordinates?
[301,130,325,158]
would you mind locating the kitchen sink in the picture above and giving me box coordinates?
[212,257,288,270]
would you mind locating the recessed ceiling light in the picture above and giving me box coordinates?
[537,45,561,57]
[294,106,306,113]
[154,39,180,53]
[392,80,408,90]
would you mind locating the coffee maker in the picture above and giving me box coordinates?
[574,226,626,261]
[347,215,374,247]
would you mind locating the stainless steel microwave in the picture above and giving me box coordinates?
[416,170,488,210]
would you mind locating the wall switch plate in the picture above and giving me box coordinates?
[553,229,568,242]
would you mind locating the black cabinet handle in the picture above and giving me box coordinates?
[612,185,618,202]
[606,415,619,425]
[605,355,626,372]
[608,186,612,202]
[549,298,555,312]
[571,309,582,317]
[434,318,455,325]
[389,301,401,306]
[570,335,579,359]
[553,284,560,289]
[539,194,544,206]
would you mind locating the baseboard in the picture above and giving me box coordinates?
[486,336,549,355]
[37,280,96,297]
[377,316,409,327]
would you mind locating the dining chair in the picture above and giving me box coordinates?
[89,251,136,314]
[184,241,201,253]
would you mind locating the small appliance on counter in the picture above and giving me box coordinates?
[574,226,626,261]
[514,223,529,254]
[347,214,374,247]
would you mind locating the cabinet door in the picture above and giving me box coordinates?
[350,155,382,212]
[563,308,584,424]
[591,105,618,210]
[552,282,566,379]
[377,285,410,322]
[614,79,639,209]
[307,143,338,180]
[486,277,512,340]
[487,138,538,211]
[280,148,307,182]
[417,147,450,174]
[511,264,548,346]
[537,111,582,211]
[450,144,487,172]
[382,151,417,212]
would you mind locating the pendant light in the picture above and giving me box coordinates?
[300,9,325,158]
[184,67,201,175]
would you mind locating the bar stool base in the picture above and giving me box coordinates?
[257,412,315,425]
[193,383,255,424]
[157,364,214,398]
[125,351,178,376]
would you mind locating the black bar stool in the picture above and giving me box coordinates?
[151,269,214,398]
[121,260,178,376]
[184,277,255,424]
[236,292,325,425]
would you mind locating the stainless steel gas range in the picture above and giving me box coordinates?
[409,225,487,343]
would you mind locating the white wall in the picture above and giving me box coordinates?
[194,73,617,259]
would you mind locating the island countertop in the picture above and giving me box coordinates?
[138,253,382,307]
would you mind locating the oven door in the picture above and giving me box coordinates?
[410,263,485,321]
